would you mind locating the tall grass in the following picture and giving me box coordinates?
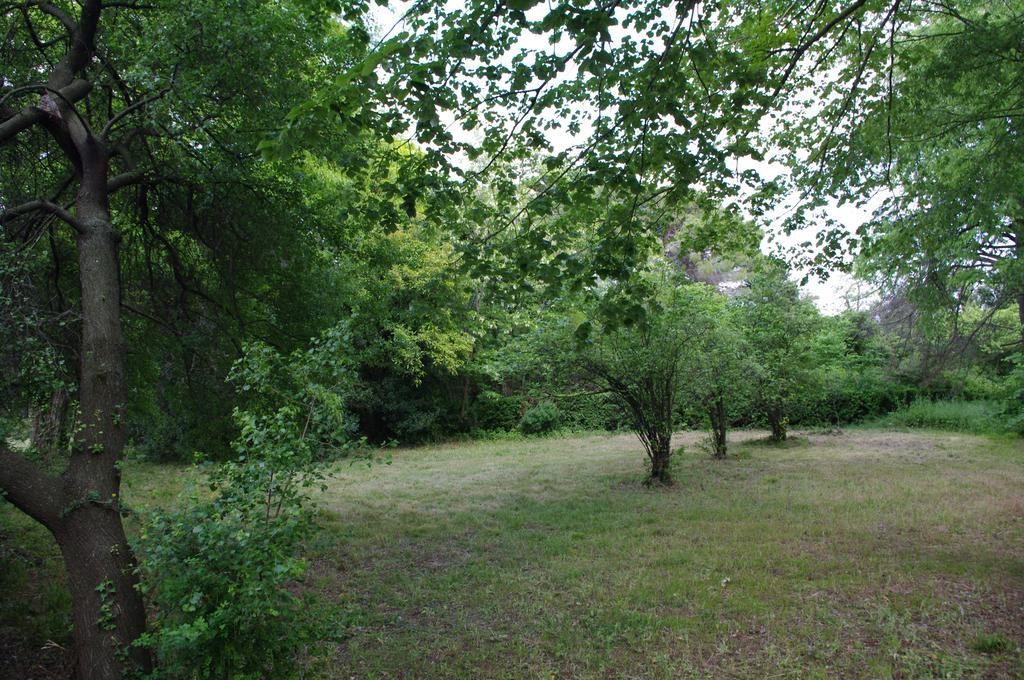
[872,399,1005,434]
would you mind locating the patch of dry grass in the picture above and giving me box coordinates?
[314,429,1024,678]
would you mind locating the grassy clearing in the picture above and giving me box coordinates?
[2,430,1023,678]
[310,430,1024,678]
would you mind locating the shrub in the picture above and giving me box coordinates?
[519,402,562,435]
[1001,353,1024,437]
[135,329,355,677]
[134,400,329,678]
[134,464,323,679]
[874,399,1003,434]
[553,392,625,431]
[472,390,522,431]
[796,367,913,427]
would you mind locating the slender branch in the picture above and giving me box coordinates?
[766,0,871,103]
[0,1,76,33]
[101,2,157,8]
[100,78,174,140]
[34,1,77,33]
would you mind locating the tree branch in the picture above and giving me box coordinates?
[0,199,86,233]
[767,0,872,103]
[0,441,63,529]
[100,79,174,140]
[0,78,91,144]
[108,169,145,193]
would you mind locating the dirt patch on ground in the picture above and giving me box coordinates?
[0,632,71,680]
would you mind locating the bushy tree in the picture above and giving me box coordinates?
[576,277,716,483]
[736,262,820,441]
[683,301,752,458]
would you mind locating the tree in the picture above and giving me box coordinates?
[576,276,716,483]
[0,3,154,673]
[0,1,354,675]
[736,261,820,441]
[775,1,1023,343]
[298,0,909,302]
[684,301,751,458]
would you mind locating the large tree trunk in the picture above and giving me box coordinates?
[61,205,150,677]
[56,506,150,678]
[0,179,151,680]
[0,2,150,676]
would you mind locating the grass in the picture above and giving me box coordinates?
[2,429,1023,678]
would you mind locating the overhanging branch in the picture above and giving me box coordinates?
[100,78,174,141]
[108,170,145,193]
[1,199,85,233]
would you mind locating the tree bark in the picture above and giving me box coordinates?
[708,397,727,458]
[767,404,787,442]
[56,506,150,678]
[60,205,151,677]
[30,387,70,462]
[649,438,672,484]
[643,420,674,485]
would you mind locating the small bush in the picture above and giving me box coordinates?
[135,332,354,677]
[519,402,562,435]
[1001,353,1024,436]
[135,473,323,679]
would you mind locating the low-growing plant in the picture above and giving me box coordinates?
[134,326,359,678]
[471,390,522,432]
[1001,353,1024,436]
[970,632,1013,655]
[135,453,325,678]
